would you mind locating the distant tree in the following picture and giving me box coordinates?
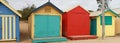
[96,0,102,11]
[18,4,36,20]
[96,0,112,11]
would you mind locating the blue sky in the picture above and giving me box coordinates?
[6,0,120,11]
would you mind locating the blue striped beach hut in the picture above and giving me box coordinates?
[0,0,21,42]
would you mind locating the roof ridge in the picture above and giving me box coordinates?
[31,2,63,13]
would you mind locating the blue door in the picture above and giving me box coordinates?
[47,16,60,37]
[34,15,60,38]
[34,15,48,38]
[90,19,97,35]
[0,17,2,39]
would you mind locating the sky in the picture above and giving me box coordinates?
[6,0,120,11]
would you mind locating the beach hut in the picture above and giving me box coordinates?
[111,8,120,35]
[62,6,97,40]
[28,2,67,43]
[90,9,119,37]
[0,0,21,41]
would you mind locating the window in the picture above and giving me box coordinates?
[100,16,112,25]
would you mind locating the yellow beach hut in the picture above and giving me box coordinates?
[90,9,119,37]
[28,1,67,43]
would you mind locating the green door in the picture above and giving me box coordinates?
[90,19,97,35]
[34,15,60,38]
[47,16,60,37]
[34,15,48,38]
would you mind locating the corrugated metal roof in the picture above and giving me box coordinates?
[90,8,120,17]
[90,11,101,16]
[112,8,120,14]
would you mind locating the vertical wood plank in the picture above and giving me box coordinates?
[2,16,5,40]
[5,16,8,39]
[13,16,16,39]
[9,16,12,39]
[16,16,20,42]
[28,16,30,37]
[60,15,62,37]
[32,14,34,39]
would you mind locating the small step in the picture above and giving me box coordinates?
[67,35,98,40]
[0,39,16,41]
[32,37,67,43]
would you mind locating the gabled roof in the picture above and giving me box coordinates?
[0,0,22,17]
[32,2,63,14]
[90,11,101,16]
[112,8,120,14]
[104,9,119,16]
[67,6,89,14]
[90,9,119,17]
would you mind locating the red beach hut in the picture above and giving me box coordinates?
[62,6,97,40]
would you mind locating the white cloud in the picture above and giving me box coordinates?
[50,0,98,11]
[6,0,28,10]
[110,0,120,9]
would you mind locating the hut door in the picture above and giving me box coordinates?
[35,15,48,38]
[34,15,60,38]
[0,17,2,39]
[90,19,97,35]
[47,16,60,37]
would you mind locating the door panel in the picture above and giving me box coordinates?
[34,15,48,38]
[34,15,60,38]
[90,19,97,35]
[47,16,60,37]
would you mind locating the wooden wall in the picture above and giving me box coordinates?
[115,17,120,35]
